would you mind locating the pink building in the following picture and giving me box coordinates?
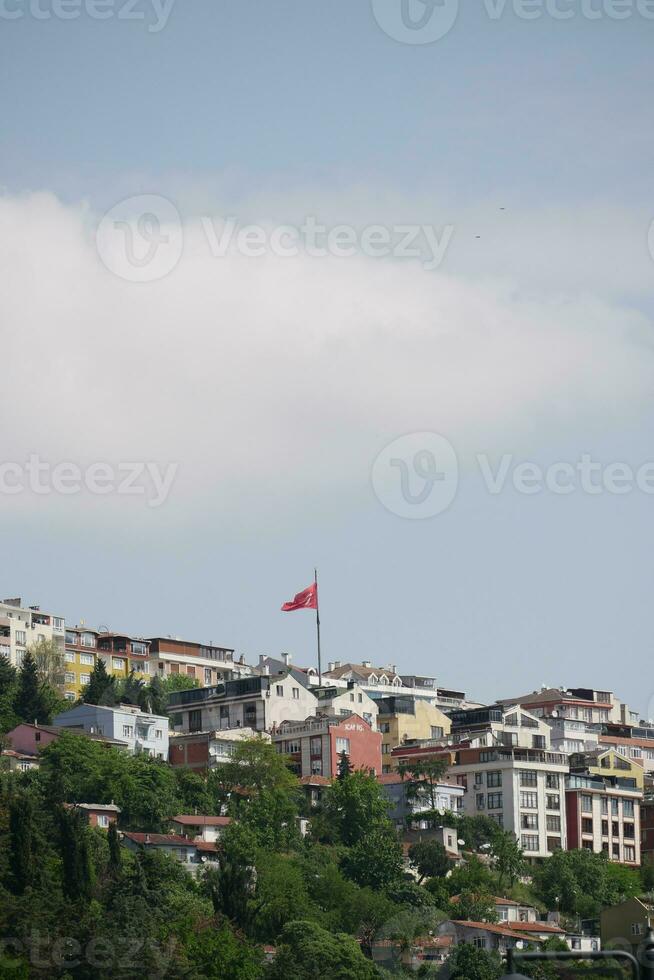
[272,713,382,778]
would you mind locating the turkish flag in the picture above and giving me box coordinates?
[281,582,318,611]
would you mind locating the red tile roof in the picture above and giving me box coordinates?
[122,832,191,847]
[508,921,565,934]
[452,920,544,942]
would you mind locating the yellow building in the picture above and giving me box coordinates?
[64,627,151,699]
[586,747,645,791]
[377,695,452,773]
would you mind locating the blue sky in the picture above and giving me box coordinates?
[1,0,653,710]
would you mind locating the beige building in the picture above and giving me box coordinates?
[0,597,65,669]
[601,896,654,956]
[377,696,452,773]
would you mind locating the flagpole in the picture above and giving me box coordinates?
[314,567,322,686]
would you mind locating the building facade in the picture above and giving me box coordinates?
[272,713,382,778]
[168,673,318,735]
[565,773,641,865]
[0,597,65,669]
[168,727,267,769]
[148,636,243,688]
[453,745,569,858]
[377,696,452,773]
[52,703,169,758]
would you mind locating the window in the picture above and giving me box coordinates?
[310,737,321,755]
[53,617,64,630]
[139,661,150,674]
[623,823,635,839]
[204,668,212,685]
[379,722,390,733]
[520,792,538,809]
[382,743,391,754]
[582,818,593,834]
[521,835,539,852]
[612,821,619,837]
[487,771,502,788]
[546,815,561,832]
[612,842,620,858]
[65,672,76,684]
[112,658,125,670]
[188,709,202,732]
[358,693,363,703]
[155,729,163,739]
[15,630,26,644]
[570,938,581,950]
[80,673,91,685]
[80,653,94,665]
[611,798,619,816]
[521,813,538,830]
[122,725,134,737]
[186,665,195,677]
[292,687,300,700]
[472,937,486,949]
[65,631,77,644]
[487,793,503,810]
[520,770,538,786]
[546,773,559,789]
[81,633,96,648]
[624,845,636,862]
[632,923,643,936]
[547,836,561,851]
[276,685,283,697]
[476,793,485,810]
[623,799,634,818]
[546,794,560,810]
[431,726,443,738]
[336,737,350,755]
[532,735,546,749]
[65,650,75,662]
[581,794,592,813]
[499,908,509,921]
[601,797,608,815]
[97,815,109,828]
[474,772,484,786]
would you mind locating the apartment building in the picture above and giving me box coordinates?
[52,703,169,758]
[272,712,382,778]
[566,772,641,866]
[571,747,645,791]
[377,696,452,773]
[315,684,379,729]
[148,635,244,688]
[641,796,654,865]
[378,771,463,829]
[598,723,654,775]
[0,597,65,669]
[96,632,151,681]
[453,745,569,858]
[168,727,267,770]
[448,705,552,752]
[167,673,318,734]
[64,626,100,699]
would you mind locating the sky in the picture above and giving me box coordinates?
[1,0,654,712]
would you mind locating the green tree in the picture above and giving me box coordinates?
[80,657,117,706]
[8,793,37,895]
[204,824,257,929]
[315,769,390,846]
[108,820,122,872]
[342,824,403,890]
[533,848,626,918]
[13,652,51,725]
[398,756,449,811]
[440,942,502,979]
[29,636,65,691]
[58,805,94,901]
[408,840,452,884]
[250,851,318,942]
[337,749,353,780]
[116,669,145,708]
[267,919,378,980]
[449,889,498,923]
[491,831,525,891]
[0,656,18,734]
[178,920,263,980]
[445,855,493,897]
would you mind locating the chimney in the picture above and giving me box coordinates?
[282,652,292,666]
[259,655,266,666]
[362,660,372,669]
[328,662,335,672]
[334,660,341,669]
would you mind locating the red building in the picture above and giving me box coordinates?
[272,713,382,778]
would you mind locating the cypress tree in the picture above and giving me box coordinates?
[59,806,94,901]
[13,651,49,724]
[81,657,116,706]
[9,793,36,894]
[108,821,122,874]
[337,749,353,780]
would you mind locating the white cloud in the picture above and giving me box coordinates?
[0,189,652,525]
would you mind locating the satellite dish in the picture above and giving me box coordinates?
[552,710,559,718]
[457,838,465,845]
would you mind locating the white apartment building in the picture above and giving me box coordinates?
[0,597,65,668]
[167,673,319,734]
[453,744,569,859]
[448,705,552,751]
[314,684,379,729]
[52,703,169,759]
